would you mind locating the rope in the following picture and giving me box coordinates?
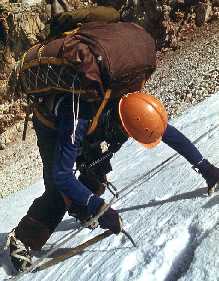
[80,151,114,171]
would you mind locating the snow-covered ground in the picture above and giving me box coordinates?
[0,92,219,281]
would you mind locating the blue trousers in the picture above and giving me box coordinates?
[162,124,203,165]
[27,97,103,233]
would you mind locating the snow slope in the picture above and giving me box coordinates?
[0,92,219,281]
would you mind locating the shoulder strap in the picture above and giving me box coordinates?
[87,89,111,135]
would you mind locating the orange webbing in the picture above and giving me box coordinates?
[87,89,111,135]
[33,107,56,129]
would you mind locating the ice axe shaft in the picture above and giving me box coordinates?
[106,182,119,198]
[121,229,137,247]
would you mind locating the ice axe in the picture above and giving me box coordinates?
[121,229,137,247]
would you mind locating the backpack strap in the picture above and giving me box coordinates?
[87,89,111,135]
[32,107,56,129]
[23,89,111,139]
[22,97,32,141]
[63,27,81,37]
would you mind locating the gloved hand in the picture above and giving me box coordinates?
[68,200,122,234]
[78,172,106,196]
[98,206,123,234]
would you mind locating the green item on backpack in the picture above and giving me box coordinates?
[49,6,120,38]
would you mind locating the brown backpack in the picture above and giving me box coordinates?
[18,21,156,100]
[17,21,156,134]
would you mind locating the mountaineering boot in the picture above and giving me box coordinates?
[5,216,51,272]
[14,215,51,251]
[193,159,219,196]
[6,229,32,272]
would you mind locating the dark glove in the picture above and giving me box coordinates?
[78,172,106,196]
[98,207,122,234]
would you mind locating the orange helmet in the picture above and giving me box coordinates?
[118,92,168,148]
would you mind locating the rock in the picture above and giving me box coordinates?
[0,1,48,75]
[212,0,219,7]
[0,135,6,150]
[145,21,219,118]
[195,2,212,26]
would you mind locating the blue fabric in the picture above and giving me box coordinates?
[162,124,203,166]
[31,115,66,232]
[35,96,104,216]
